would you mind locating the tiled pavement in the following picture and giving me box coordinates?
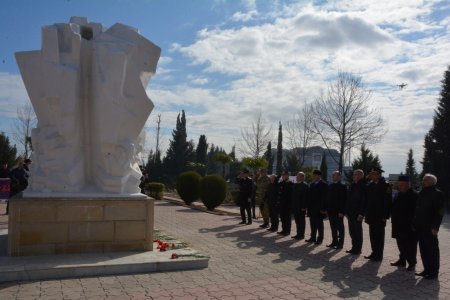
[0,200,449,299]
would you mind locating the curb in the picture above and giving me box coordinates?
[162,196,241,217]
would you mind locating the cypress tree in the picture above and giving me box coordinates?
[320,154,328,182]
[405,149,418,188]
[345,144,382,182]
[276,122,283,174]
[263,141,273,174]
[0,132,19,167]
[163,110,189,179]
[195,135,208,165]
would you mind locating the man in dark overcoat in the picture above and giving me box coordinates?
[325,171,347,249]
[364,167,392,262]
[306,169,328,244]
[277,171,293,236]
[414,174,445,280]
[390,175,418,271]
[291,172,309,240]
[266,175,280,232]
[345,169,366,255]
[235,169,253,225]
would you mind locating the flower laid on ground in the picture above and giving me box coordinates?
[154,239,178,252]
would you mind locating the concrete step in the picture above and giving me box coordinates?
[0,230,208,282]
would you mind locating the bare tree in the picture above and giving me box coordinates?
[312,72,386,172]
[11,104,36,159]
[285,102,316,168]
[240,110,272,158]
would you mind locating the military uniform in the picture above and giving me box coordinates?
[291,181,309,239]
[391,187,418,267]
[365,178,391,261]
[413,185,444,278]
[307,180,328,243]
[277,178,293,235]
[345,180,366,254]
[255,175,271,227]
[325,181,347,248]
[266,177,280,231]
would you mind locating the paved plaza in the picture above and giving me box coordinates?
[0,200,448,299]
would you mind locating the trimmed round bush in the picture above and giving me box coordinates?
[200,175,227,211]
[176,171,202,205]
[146,182,165,200]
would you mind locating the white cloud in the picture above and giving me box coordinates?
[231,10,258,22]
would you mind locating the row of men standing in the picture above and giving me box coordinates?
[235,167,445,280]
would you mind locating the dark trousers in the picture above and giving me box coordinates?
[279,205,291,233]
[418,230,440,276]
[395,235,417,265]
[368,222,385,259]
[269,201,279,230]
[347,216,363,252]
[251,197,256,218]
[293,210,306,237]
[329,213,345,246]
[240,201,251,223]
[309,214,324,241]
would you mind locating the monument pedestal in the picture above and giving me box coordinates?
[8,196,154,256]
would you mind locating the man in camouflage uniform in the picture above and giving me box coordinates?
[255,168,271,228]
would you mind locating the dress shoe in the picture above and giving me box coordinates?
[246,221,252,225]
[277,231,289,235]
[364,254,374,259]
[345,249,354,253]
[406,264,416,271]
[326,243,337,248]
[267,228,277,232]
[238,221,246,225]
[334,245,343,249]
[390,260,406,267]
[415,271,428,277]
[292,235,304,240]
[260,223,269,228]
[424,274,438,280]
[314,240,323,245]
[305,238,316,243]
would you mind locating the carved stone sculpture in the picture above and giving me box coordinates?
[16,17,161,195]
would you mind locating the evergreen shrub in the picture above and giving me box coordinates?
[176,171,202,205]
[200,175,227,211]
[146,182,165,200]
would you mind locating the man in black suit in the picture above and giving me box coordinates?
[235,169,253,225]
[291,172,309,240]
[325,171,347,249]
[345,169,366,255]
[364,167,392,262]
[414,174,445,280]
[277,171,293,236]
[390,175,418,271]
[306,169,328,245]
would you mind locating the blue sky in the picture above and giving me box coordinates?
[1,0,450,175]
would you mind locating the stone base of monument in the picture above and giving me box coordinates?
[8,195,156,256]
[0,229,209,282]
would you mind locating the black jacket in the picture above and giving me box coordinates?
[413,186,445,232]
[346,180,366,217]
[292,181,309,213]
[325,181,347,215]
[277,179,293,210]
[391,188,417,238]
[307,180,328,217]
[235,177,253,205]
[364,178,392,225]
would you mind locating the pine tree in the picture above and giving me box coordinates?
[422,65,450,201]
[263,141,273,174]
[345,144,382,182]
[0,132,19,167]
[320,154,328,182]
[146,149,163,182]
[283,152,300,174]
[195,135,208,165]
[276,122,283,174]
[163,110,190,179]
[405,149,419,188]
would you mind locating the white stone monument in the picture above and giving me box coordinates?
[9,17,161,256]
[16,16,161,196]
